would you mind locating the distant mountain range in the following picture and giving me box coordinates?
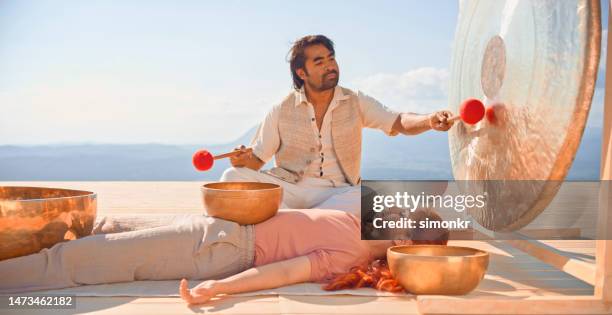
[0,126,601,181]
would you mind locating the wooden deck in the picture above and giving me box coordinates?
[0,181,598,315]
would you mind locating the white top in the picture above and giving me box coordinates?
[251,86,399,187]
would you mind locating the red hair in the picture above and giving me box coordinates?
[322,259,403,292]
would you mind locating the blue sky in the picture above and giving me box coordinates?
[0,0,607,144]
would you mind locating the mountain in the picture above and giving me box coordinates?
[0,126,601,181]
[0,126,259,181]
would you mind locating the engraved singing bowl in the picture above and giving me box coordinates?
[0,186,97,261]
[387,245,489,295]
[201,182,282,225]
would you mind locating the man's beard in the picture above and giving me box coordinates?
[311,72,339,91]
[320,76,339,90]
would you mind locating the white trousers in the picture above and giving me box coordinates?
[220,167,361,215]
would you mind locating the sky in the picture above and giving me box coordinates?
[0,0,607,145]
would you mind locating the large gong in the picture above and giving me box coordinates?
[448,0,601,231]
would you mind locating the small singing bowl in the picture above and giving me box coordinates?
[201,182,282,225]
[0,186,97,261]
[387,245,489,295]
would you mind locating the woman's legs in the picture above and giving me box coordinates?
[92,213,192,234]
[0,215,254,294]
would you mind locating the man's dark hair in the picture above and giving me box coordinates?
[288,35,335,90]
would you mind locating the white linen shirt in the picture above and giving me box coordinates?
[251,86,399,187]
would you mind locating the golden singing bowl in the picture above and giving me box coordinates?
[201,182,282,225]
[387,245,489,295]
[0,186,97,261]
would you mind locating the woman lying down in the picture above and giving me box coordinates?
[0,208,448,305]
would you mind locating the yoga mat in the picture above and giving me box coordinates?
[16,282,407,297]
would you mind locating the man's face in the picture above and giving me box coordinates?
[297,44,339,92]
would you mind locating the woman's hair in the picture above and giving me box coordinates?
[324,209,449,292]
[287,35,335,90]
[323,259,403,292]
[407,209,449,245]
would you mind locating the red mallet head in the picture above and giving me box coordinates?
[460,98,485,124]
[193,150,214,171]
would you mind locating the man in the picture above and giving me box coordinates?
[220,35,453,214]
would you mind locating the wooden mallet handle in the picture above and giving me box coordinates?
[448,115,461,123]
[214,148,253,160]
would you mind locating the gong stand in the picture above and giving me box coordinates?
[417,1,612,313]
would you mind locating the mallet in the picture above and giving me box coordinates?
[449,98,486,125]
[193,148,253,171]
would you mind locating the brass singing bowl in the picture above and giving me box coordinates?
[0,186,97,261]
[201,182,282,225]
[387,245,489,295]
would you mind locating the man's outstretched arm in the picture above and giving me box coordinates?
[358,91,453,136]
[391,111,454,136]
